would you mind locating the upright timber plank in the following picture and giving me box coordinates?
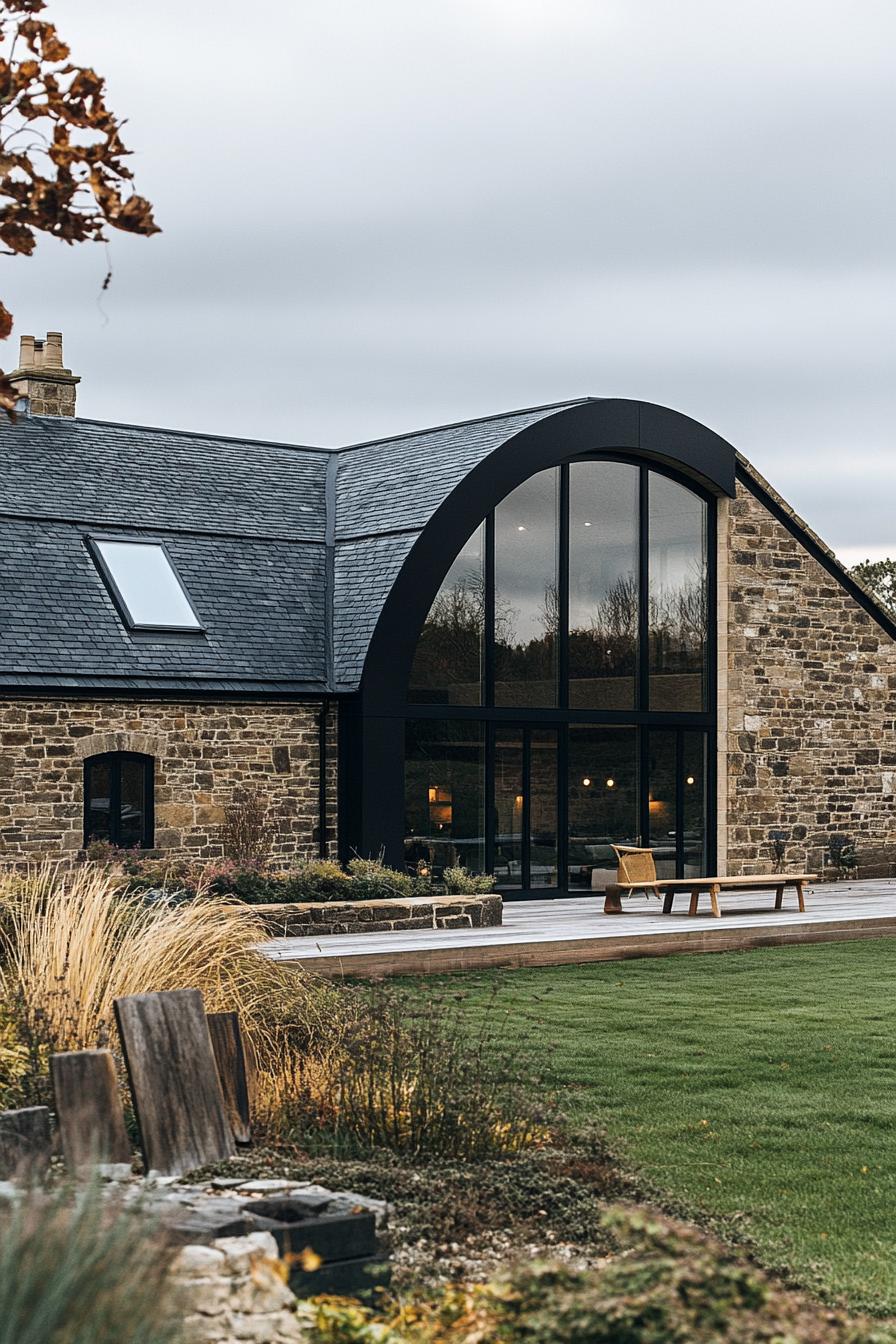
[50,1049,132,1172]
[0,1106,52,1180]
[114,989,236,1178]
[206,1011,254,1145]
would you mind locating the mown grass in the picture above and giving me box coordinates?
[411,940,896,1314]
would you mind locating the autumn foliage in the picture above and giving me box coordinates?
[0,0,158,411]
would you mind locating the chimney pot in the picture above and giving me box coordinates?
[8,330,79,417]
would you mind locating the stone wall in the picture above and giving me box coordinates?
[254,893,503,938]
[724,474,896,878]
[172,1233,307,1344]
[0,698,337,863]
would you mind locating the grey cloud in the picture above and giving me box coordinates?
[3,0,895,557]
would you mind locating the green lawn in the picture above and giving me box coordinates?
[424,941,896,1313]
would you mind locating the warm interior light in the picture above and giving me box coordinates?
[582,776,591,787]
[605,778,615,788]
[514,793,524,809]
[428,786,438,803]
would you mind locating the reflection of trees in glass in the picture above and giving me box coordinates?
[411,566,484,699]
[569,573,638,680]
[495,581,557,691]
[649,561,707,674]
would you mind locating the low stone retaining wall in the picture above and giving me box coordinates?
[253,893,503,938]
[173,1232,307,1344]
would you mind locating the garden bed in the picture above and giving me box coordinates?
[253,893,502,938]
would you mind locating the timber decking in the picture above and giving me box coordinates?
[263,878,896,977]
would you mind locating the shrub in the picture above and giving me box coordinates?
[303,1204,886,1343]
[0,1183,182,1344]
[261,981,554,1160]
[346,856,422,901]
[442,865,495,895]
[217,789,272,867]
[828,833,858,880]
[278,859,352,903]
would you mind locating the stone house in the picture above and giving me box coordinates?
[0,332,893,891]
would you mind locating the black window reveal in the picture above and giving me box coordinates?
[84,752,154,850]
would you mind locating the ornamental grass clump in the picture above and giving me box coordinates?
[0,1183,182,1344]
[0,861,343,1107]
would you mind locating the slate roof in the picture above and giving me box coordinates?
[43,396,891,694]
[0,415,331,693]
[0,401,587,693]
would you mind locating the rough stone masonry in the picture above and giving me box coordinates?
[0,699,338,863]
[724,473,896,878]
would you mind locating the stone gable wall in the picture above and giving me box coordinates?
[0,698,337,863]
[724,481,896,878]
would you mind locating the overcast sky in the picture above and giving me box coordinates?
[5,0,894,562]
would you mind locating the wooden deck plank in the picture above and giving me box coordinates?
[263,879,896,977]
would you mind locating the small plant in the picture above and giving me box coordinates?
[346,855,420,901]
[266,981,554,1160]
[280,858,352,903]
[827,833,858,881]
[443,864,495,895]
[218,789,271,867]
[0,1183,182,1344]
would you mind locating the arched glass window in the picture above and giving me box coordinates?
[84,752,155,850]
[404,459,714,896]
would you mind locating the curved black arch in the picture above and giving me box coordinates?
[341,399,732,866]
[361,399,733,712]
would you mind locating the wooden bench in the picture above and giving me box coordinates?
[603,846,815,918]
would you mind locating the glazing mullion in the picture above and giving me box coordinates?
[521,727,532,889]
[558,722,569,892]
[558,464,569,710]
[484,719,495,879]
[484,511,495,708]
[638,464,650,713]
[675,730,685,879]
[110,758,122,848]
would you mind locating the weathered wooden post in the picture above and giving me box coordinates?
[50,1049,132,1172]
[206,1011,255,1145]
[114,988,236,1178]
[0,1106,52,1181]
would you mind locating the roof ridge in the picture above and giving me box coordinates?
[23,414,333,456]
[335,397,596,454]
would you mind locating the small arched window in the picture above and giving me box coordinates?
[84,752,155,850]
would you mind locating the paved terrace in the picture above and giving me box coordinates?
[264,877,896,977]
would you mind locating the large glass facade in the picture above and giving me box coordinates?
[568,727,638,892]
[404,720,485,873]
[569,462,639,708]
[648,474,708,711]
[409,524,484,705]
[404,459,713,895]
[494,469,559,707]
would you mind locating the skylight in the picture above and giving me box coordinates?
[90,539,202,631]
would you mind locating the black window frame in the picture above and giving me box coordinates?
[86,535,206,634]
[83,751,155,850]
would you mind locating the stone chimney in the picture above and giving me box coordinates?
[8,331,80,416]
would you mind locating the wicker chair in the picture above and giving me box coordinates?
[603,845,658,913]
